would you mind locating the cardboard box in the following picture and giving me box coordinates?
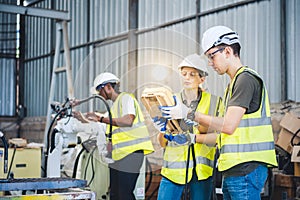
[141,87,182,133]
[273,173,300,200]
[276,112,300,154]
[291,146,300,176]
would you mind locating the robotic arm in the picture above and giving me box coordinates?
[46,95,113,177]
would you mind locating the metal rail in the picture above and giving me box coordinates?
[0,3,69,21]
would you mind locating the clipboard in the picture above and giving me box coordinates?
[141,87,182,133]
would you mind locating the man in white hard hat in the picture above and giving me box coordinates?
[153,54,222,200]
[74,72,154,200]
[159,26,278,200]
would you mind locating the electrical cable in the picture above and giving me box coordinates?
[71,95,113,139]
[83,150,92,180]
[87,146,97,186]
[6,145,17,179]
[44,94,112,183]
[82,146,96,186]
[49,128,59,153]
[93,95,113,140]
[44,107,68,176]
[183,145,191,200]
[72,147,85,178]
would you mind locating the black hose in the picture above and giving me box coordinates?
[49,128,59,153]
[70,95,113,140]
[72,148,85,178]
[44,108,67,177]
[93,95,113,140]
[83,150,92,180]
[87,147,97,186]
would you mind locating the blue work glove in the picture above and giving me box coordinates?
[159,96,190,120]
[183,118,199,127]
[152,116,167,133]
[172,133,196,145]
[163,133,174,141]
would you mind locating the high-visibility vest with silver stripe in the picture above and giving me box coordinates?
[218,67,278,171]
[107,92,154,161]
[161,91,221,184]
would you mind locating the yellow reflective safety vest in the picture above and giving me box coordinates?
[107,92,154,161]
[218,67,278,172]
[161,91,222,184]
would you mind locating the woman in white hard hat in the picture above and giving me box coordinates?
[154,54,222,200]
[160,26,278,200]
[74,72,154,200]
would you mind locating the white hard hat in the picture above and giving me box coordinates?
[178,54,208,76]
[201,25,240,53]
[91,72,119,94]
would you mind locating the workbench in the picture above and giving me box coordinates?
[0,177,96,199]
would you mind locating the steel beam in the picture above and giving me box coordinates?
[128,0,138,95]
[0,3,69,21]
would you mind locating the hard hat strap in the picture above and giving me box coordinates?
[213,31,239,47]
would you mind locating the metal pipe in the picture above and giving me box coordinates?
[280,0,287,101]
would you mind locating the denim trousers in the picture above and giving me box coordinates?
[222,164,268,200]
[157,173,213,200]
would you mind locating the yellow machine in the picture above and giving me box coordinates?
[0,147,41,179]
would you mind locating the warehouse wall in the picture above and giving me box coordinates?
[286,0,300,101]
[200,0,282,99]
[0,0,17,117]
[0,0,299,117]
[22,0,130,116]
[0,59,15,116]
[17,0,299,118]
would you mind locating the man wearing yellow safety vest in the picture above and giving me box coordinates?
[83,72,154,200]
[153,54,222,200]
[160,26,278,200]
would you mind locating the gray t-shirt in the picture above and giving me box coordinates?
[223,71,263,177]
[228,71,261,113]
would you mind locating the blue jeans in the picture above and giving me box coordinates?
[222,164,268,200]
[157,174,213,200]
